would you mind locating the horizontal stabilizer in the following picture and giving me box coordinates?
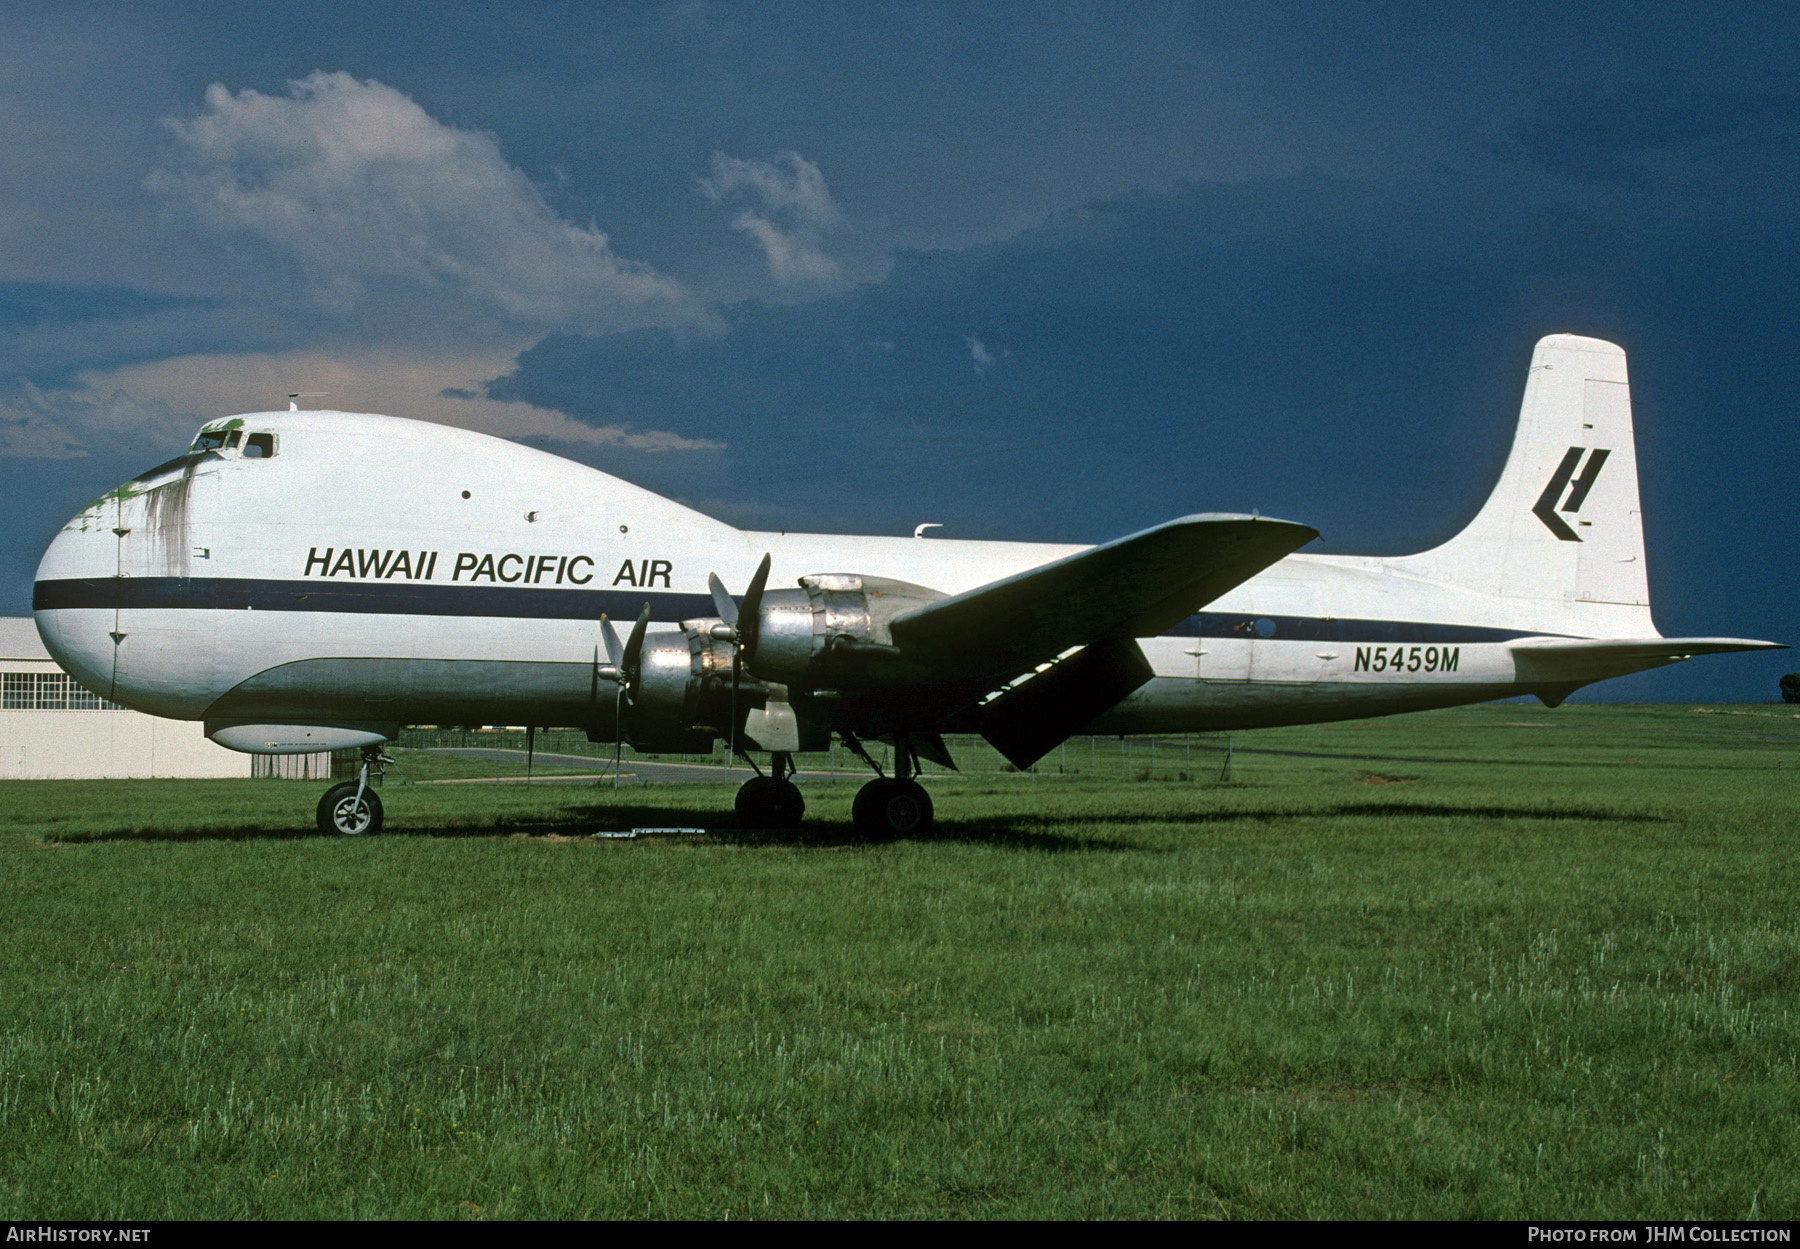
[1509,636,1786,685]
[889,514,1315,689]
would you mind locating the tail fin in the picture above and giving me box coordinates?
[1391,334,1653,630]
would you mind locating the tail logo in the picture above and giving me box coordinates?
[1533,446,1611,541]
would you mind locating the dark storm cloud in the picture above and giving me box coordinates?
[0,282,224,387]
[0,282,205,329]
[1488,77,1800,186]
[471,174,1661,540]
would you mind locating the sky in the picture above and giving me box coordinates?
[2,1,1794,701]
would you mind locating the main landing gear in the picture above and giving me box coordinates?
[316,745,391,836]
[730,736,937,841]
[851,775,933,840]
[842,734,934,841]
[734,752,806,828]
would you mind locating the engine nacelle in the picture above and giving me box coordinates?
[749,574,946,688]
[620,619,739,753]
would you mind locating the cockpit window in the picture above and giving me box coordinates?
[192,429,232,452]
[243,433,276,459]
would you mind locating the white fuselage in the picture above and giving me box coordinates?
[33,409,1650,740]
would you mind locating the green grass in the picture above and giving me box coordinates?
[2,703,1798,1218]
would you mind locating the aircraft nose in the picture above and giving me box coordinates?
[32,497,127,701]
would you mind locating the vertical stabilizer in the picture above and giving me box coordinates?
[1391,334,1652,626]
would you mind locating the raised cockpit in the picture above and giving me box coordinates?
[190,424,278,458]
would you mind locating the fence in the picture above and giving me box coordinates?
[394,728,1235,783]
[251,751,334,780]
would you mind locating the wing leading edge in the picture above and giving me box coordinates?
[888,513,1319,685]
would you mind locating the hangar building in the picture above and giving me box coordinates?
[1,617,327,779]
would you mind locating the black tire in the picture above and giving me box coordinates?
[735,776,805,828]
[888,779,933,835]
[852,778,932,840]
[767,778,805,826]
[851,777,893,836]
[316,782,383,836]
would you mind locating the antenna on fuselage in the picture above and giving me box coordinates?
[287,392,328,411]
[913,523,943,539]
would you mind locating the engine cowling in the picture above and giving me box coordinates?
[616,618,740,752]
[748,574,946,688]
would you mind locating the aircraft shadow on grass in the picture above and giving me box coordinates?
[45,803,1129,851]
[713,819,1135,853]
[1104,802,1672,826]
[44,799,1665,849]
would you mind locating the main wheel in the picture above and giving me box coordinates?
[851,778,932,840]
[850,777,890,833]
[735,775,805,828]
[317,783,383,836]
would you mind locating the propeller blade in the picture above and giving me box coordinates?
[707,572,738,627]
[613,686,624,789]
[738,553,772,660]
[599,613,624,667]
[622,603,651,687]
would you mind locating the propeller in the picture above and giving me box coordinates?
[598,604,652,687]
[707,553,772,759]
[707,552,772,665]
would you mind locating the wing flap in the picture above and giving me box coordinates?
[888,513,1316,686]
[975,638,1155,770]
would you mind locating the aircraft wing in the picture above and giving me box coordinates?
[887,513,1317,686]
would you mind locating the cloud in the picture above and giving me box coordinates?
[0,345,725,462]
[89,347,724,452]
[146,72,709,339]
[1,75,744,464]
[0,280,235,390]
[964,334,1009,375]
[701,151,844,284]
[0,378,185,460]
[1484,78,1800,186]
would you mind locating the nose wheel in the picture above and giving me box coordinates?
[316,745,390,835]
[317,781,383,835]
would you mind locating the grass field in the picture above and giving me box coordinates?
[2,703,1797,1219]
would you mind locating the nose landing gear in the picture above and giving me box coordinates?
[316,745,391,835]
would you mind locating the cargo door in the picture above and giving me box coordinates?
[114,463,220,707]
[1246,581,1323,684]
